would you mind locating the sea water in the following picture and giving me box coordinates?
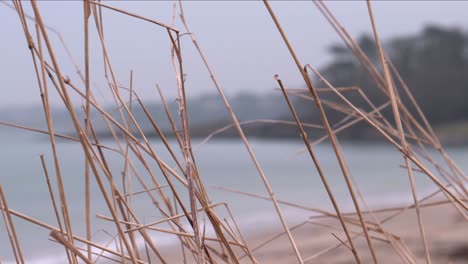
[0,129,466,263]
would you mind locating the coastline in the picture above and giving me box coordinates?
[155,203,467,263]
[16,202,466,264]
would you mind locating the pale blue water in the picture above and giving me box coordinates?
[0,128,466,263]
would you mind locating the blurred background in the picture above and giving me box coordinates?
[1,1,468,144]
[0,1,467,263]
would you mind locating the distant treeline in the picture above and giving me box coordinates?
[268,24,468,141]
[317,24,468,124]
[3,25,467,143]
[163,24,468,141]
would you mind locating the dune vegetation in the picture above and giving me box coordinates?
[0,1,467,263]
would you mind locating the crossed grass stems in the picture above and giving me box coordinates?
[0,1,466,263]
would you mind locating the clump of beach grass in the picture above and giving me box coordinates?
[0,1,466,263]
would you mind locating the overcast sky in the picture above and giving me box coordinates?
[1,1,467,107]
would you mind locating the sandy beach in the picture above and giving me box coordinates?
[242,203,467,263]
[157,203,467,264]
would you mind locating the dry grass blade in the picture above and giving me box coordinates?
[50,231,93,264]
[263,1,378,262]
[0,184,24,263]
[7,209,147,263]
[88,0,178,32]
[276,76,361,262]
[179,1,303,263]
[40,155,73,263]
[307,65,467,210]
[365,2,431,262]
[31,11,77,263]
[83,0,92,260]
[195,119,323,149]
[30,1,139,261]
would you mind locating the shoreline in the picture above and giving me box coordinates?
[155,203,467,263]
[7,195,466,263]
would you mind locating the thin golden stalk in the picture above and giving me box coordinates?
[122,71,142,261]
[263,1,377,262]
[308,66,466,210]
[315,0,440,147]
[169,29,205,263]
[0,120,118,152]
[156,85,184,149]
[31,1,139,260]
[178,2,303,262]
[195,119,322,149]
[122,185,170,198]
[84,14,208,256]
[8,209,147,264]
[0,184,24,263]
[32,16,77,263]
[86,129,167,263]
[89,0,178,32]
[366,2,431,262]
[40,155,73,263]
[83,0,92,260]
[124,202,225,232]
[277,76,361,261]
[389,61,468,191]
[50,231,93,264]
